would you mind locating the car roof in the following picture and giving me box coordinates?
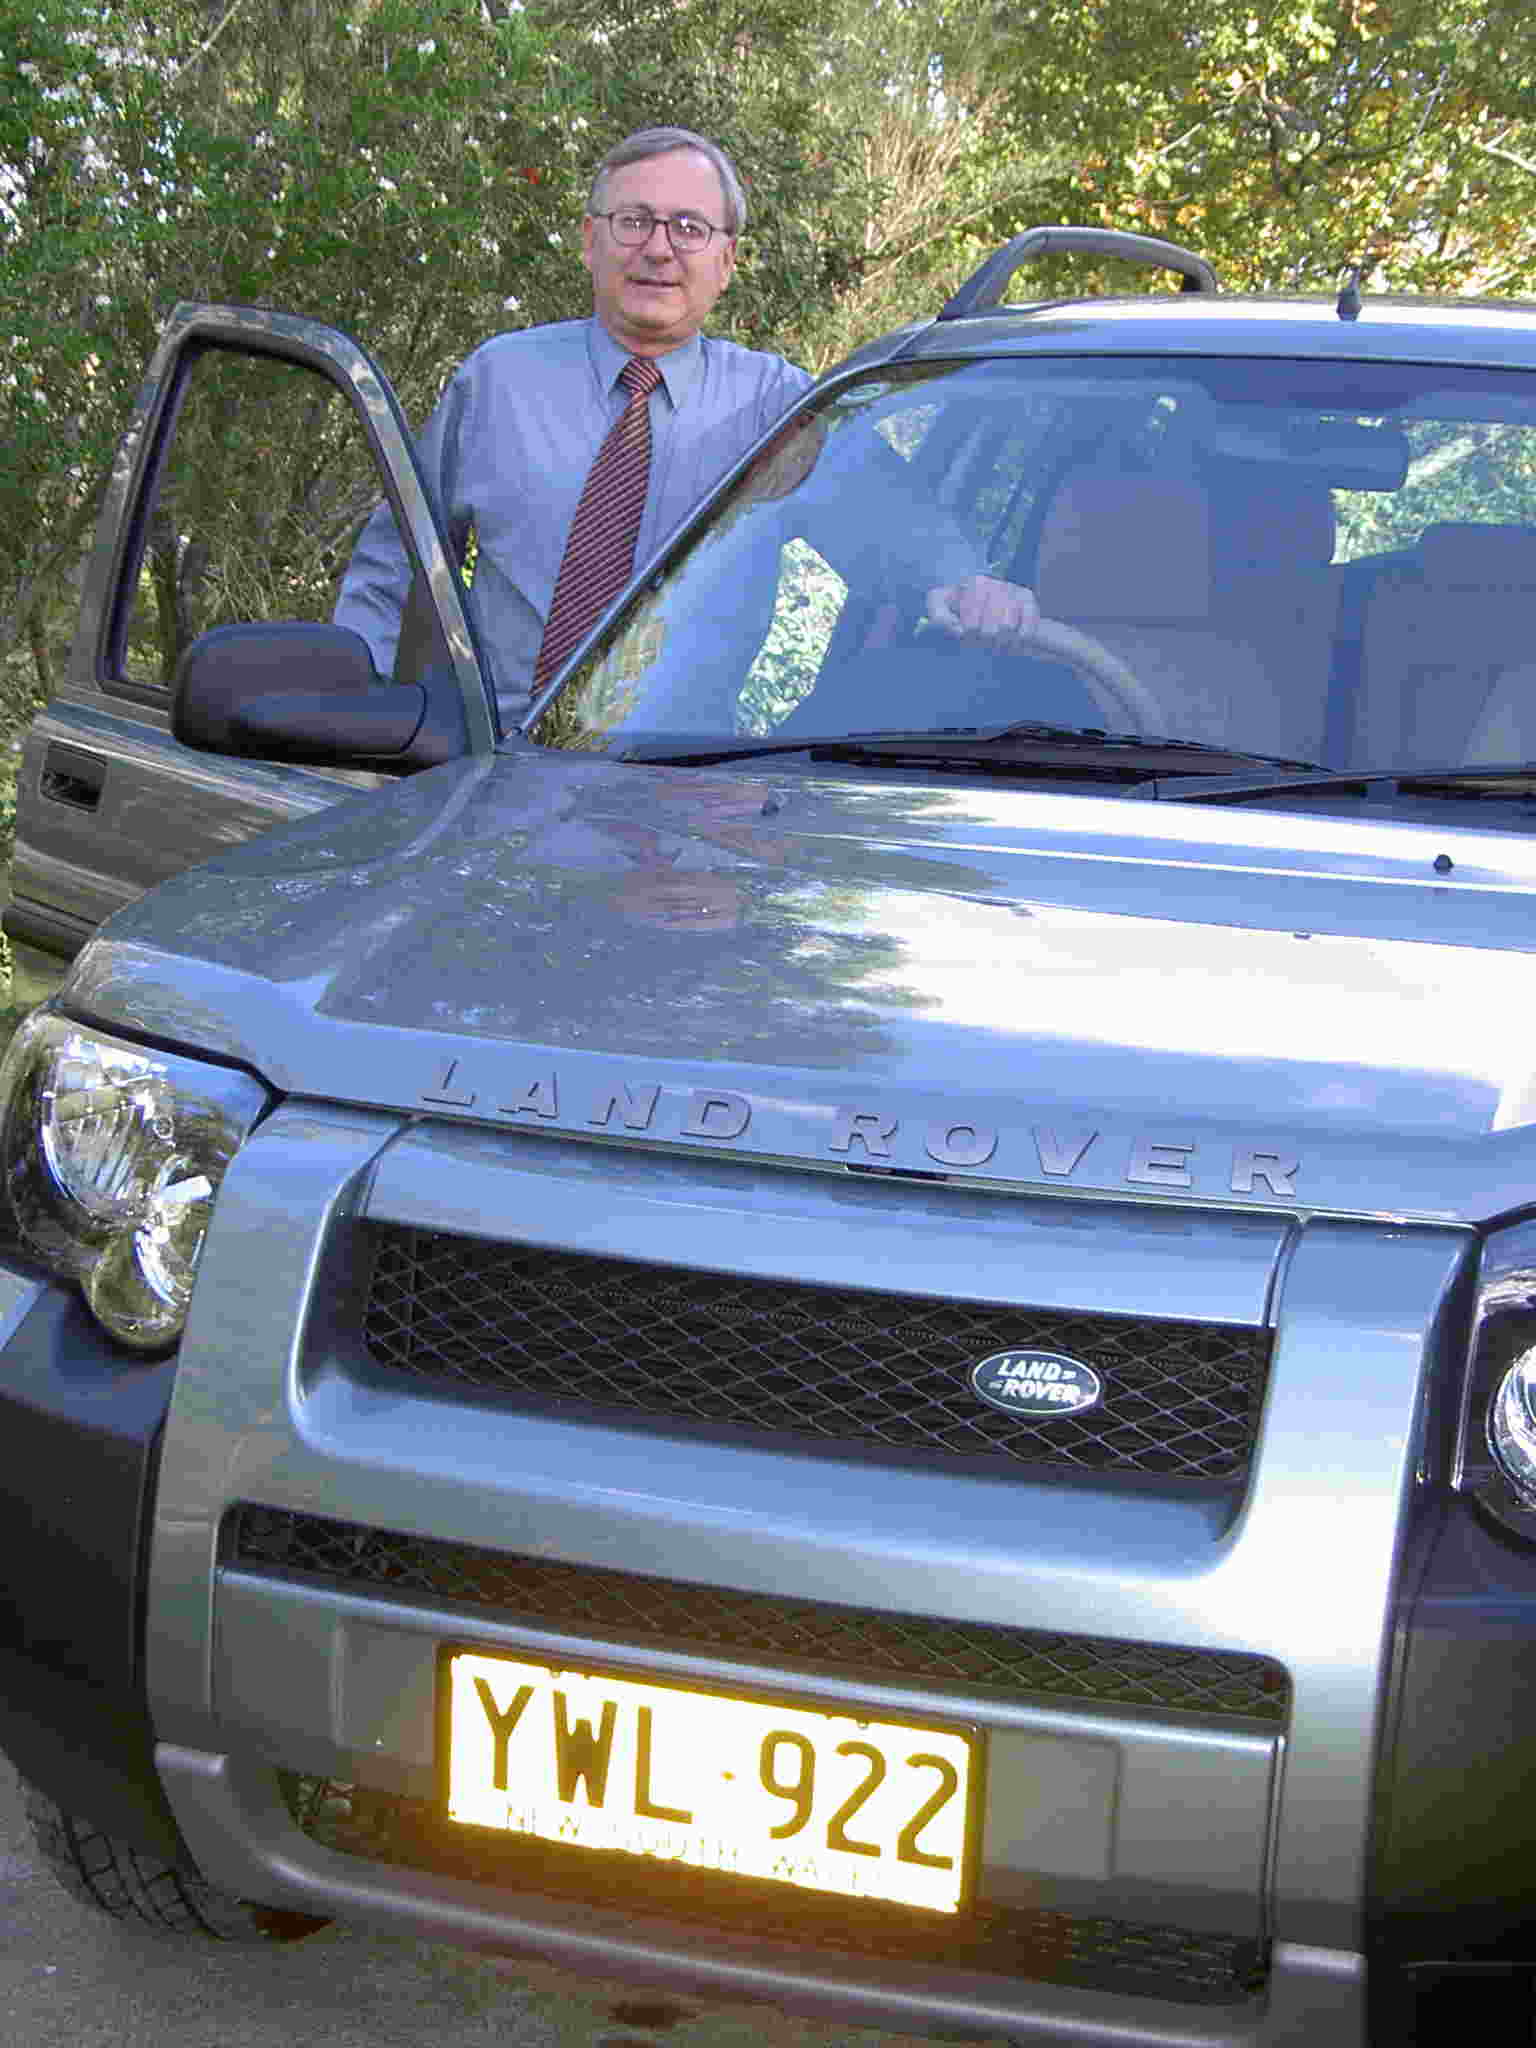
[886,292,1536,374]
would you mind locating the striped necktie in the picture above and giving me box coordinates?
[534,355,663,689]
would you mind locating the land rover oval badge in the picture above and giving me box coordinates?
[970,1349,1104,1418]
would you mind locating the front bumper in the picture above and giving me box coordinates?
[7,1098,1529,2039]
[0,1255,186,1864]
[156,1733,1368,2043]
[124,1100,1486,2041]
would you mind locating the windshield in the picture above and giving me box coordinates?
[530,353,1536,777]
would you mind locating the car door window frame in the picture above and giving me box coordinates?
[78,302,497,753]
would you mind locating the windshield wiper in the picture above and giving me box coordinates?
[617,725,1089,765]
[980,722,1321,770]
[1159,761,1536,804]
[619,726,1323,776]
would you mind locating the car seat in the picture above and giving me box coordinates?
[1355,523,1536,767]
[1032,472,1291,753]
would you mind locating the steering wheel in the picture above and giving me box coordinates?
[918,588,1163,733]
[1012,616,1164,733]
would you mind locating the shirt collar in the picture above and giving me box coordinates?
[588,318,703,411]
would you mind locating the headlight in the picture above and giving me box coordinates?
[1489,1352,1536,1507]
[0,1012,269,1350]
[1462,1218,1536,1540]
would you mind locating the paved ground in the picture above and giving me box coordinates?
[0,1768,1013,2048]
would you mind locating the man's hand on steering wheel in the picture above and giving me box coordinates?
[926,574,1041,647]
[922,576,1163,732]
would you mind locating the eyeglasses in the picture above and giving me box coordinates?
[591,208,728,254]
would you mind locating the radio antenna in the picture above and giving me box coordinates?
[1337,64,1452,321]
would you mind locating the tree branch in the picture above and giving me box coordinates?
[26,604,54,700]
[1473,137,1536,178]
[0,487,105,678]
[168,0,254,86]
[861,186,1038,285]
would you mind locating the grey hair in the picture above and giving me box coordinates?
[587,128,747,237]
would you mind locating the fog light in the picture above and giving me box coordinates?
[1488,1352,1536,1507]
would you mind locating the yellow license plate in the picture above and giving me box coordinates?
[441,1647,981,1914]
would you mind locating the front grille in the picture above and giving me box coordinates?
[227,1507,1290,1724]
[286,1777,1267,2006]
[359,1225,1273,1481]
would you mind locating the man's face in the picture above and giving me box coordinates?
[582,149,737,354]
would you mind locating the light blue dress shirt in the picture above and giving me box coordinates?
[334,317,811,715]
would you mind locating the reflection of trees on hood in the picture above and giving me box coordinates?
[223,757,499,873]
[337,862,940,1069]
[66,943,270,1071]
[95,756,1026,1072]
[148,839,944,1070]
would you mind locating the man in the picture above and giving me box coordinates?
[335,128,811,716]
[336,127,1037,720]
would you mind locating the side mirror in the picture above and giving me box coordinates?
[170,622,469,769]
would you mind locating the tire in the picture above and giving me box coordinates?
[20,1779,329,1942]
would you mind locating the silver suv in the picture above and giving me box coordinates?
[2,228,1534,2044]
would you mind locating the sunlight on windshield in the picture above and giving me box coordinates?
[533,355,1536,779]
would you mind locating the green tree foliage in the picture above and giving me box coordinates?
[961,0,1536,297]
[7,0,1536,718]
[0,0,571,706]
[536,0,1061,370]
[0,0,914,701]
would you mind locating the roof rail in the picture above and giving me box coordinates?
[938,226,1219,321]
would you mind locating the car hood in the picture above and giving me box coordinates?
[64,748,1536,1223]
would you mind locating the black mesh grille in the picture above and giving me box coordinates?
[286,1777,1267,2006]
[227,1507,1290,1724]
[359,1225,1273,1481]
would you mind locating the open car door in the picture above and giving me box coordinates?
[5,303,497,979]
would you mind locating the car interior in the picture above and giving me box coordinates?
[934,378,1536,772]
[541,337,1536,781]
